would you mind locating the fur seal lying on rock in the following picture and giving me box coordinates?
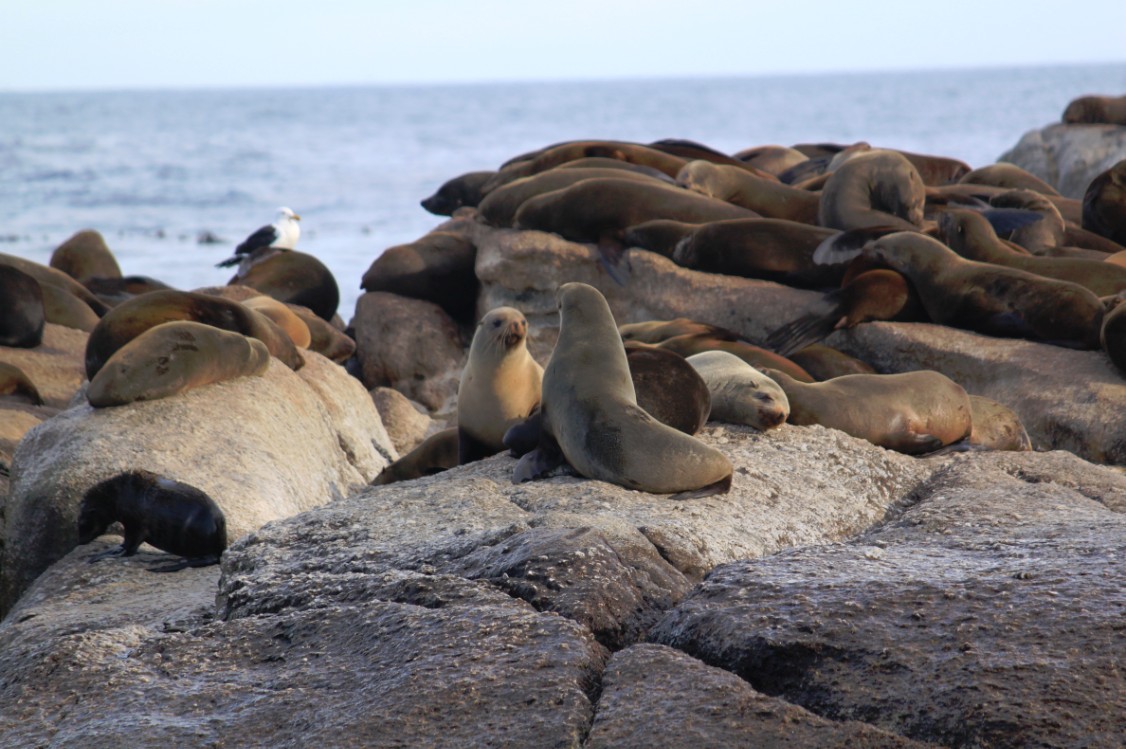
[686,351,789,430]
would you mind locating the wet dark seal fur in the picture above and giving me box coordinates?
[78,470,227,571]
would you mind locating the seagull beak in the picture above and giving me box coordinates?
[293,213,301,221]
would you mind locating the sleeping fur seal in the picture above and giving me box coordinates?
[686,350,789,430]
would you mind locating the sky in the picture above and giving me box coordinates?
[3,0,1125,91]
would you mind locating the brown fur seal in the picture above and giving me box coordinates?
[1101,295,1126,376]
[457,307,544,464]
[966,395,1032,451]
[765,269,923,357]
[0,252,109,317]
[49,229,122,283]
[764,368,972,454]
[0,362,44,405]
[372,427,460,485]
[513,177,758,245]
[477,166,669,228]
[227,249,340,322]
[817,150,927,232]
[676,160,821,224]
[85,289,303,379]
[939,208,1126,296]
[40,282,103,331]
[84,275,174,307]
[733,145,810,176]
[787,344,876,380]
[648,138,757,171]
[421,171,496,215]
[361,231,478,322]
[620,219,702,258]
[78,469,227,569]
[288,304,355,362]
[1082,159,1126,247]
[625,346,711,435]
[514,282,732,495]
[959,163,1060,196]
[686,350,789,430]
[828,232,1105,349]
[653,333,815,382]
[672,218,842,288]
[0,265,46,348]
[1063,95,1126,125]
[242,295,312,348]
[87,320,271,407]
[619,317,749,345]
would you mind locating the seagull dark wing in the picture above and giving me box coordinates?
[235,225,278,255]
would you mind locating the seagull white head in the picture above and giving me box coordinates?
[274,206,301,249]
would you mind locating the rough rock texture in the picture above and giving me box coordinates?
[0,351,394,617]
[587,644,938,748]
[651,450,1126,748]
[349,290,465,412]
[826,321,1126,464]
[998,122,1126,198]
[370,385,442,454]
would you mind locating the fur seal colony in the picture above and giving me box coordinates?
[4,92,1126,592]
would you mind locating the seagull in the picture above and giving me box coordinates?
[216,207,301,268]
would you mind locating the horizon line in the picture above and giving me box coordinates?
[2,59,1124,96]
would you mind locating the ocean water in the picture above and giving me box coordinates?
[2,63,1124,319]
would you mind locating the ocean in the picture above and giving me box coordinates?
[2,63,1125,319]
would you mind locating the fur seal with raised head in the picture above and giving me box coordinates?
[78,469,227,569]
[686,350,789,430]
[514,282,732,496]
[421,171,497,215]
[457,307,544,464]
[816,231,1104,349]
[86,320,271,407]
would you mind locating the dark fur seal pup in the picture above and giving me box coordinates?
[78,470,227,570]
[624,345,711,435]
[513,282,732,496]
[421,170,497,215]
[361,231,478,323]
[0,265,46,348]
[372,428,461,485]
[1082,159,1126,247]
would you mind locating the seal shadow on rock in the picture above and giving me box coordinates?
[513,282,732,497]
[78,469,228,571]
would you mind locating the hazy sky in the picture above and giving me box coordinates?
[4,0,1125,91]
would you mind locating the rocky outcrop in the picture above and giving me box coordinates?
[0,351,395,617]
[998,122,1126,198]
[1,427,1121,746]
[651,450,1126,747]
[370,385,444,454]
